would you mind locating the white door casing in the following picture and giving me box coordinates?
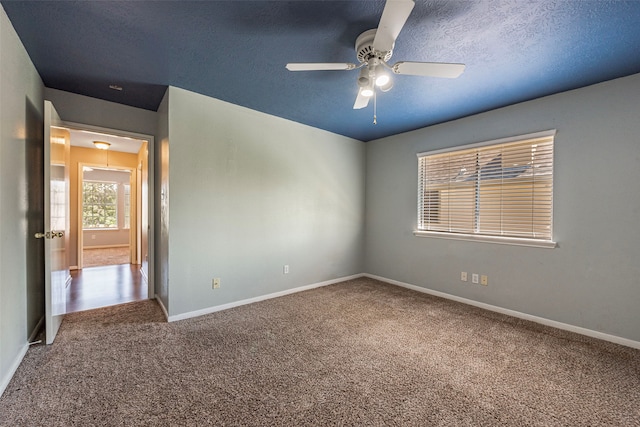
[43,100,70,344]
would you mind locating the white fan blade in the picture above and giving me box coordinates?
[353,88,371,109]
[373,0,415,53]
[286,63,356,71]
[392,61,465,78]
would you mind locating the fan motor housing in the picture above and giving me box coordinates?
[356,29,392,63]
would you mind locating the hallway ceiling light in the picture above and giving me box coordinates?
[93,141,111,150]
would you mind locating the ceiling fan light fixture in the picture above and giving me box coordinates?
[375,71,390,87]
[361,87,374,97]
[93,141,111,150]
[379,79,394,92]
[284,0,466,116]
[357,67,370,87]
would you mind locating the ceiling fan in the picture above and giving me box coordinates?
[286,0,465,121]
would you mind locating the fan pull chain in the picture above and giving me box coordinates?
[373,88,377,125]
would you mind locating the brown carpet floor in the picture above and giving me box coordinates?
[1,277,639,426]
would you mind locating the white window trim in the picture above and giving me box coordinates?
[123,183,131,230]
[413,230,556,248]
[415,129,557,248]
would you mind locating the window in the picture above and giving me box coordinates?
[50,165,67,231]
[416,130,555,247]
[83,181,118,229]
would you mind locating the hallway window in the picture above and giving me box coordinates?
[83,181,118,229]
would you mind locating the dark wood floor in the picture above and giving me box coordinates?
[67,264,148,313]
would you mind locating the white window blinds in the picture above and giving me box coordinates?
[417,131,554,242]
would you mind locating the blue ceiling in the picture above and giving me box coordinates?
[3,1,640,142]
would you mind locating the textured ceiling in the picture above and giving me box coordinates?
[3,1,640,141]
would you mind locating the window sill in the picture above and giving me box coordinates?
[413,230,556,248]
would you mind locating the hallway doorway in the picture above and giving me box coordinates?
[65,124,154,313]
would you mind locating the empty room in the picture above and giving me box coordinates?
[1,1,639,425]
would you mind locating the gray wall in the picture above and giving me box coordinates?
[164,87,365,317]
[0,5,45,392]
[365,73,640,342]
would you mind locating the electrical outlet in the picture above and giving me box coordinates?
[212,278,221,289]
[472,273,479,284]
[283,265,289,274]
[481,275,488,286]
[461,271,468,282]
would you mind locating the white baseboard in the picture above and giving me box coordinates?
[1,317,46,397]
[364,273,640,350]
[0,344,28,398]
[168,273,364,323]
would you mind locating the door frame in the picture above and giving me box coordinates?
[64,121,155,299]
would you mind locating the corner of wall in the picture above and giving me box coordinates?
[154,88,170,312]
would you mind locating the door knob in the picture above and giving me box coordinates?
[34,231,63,239]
